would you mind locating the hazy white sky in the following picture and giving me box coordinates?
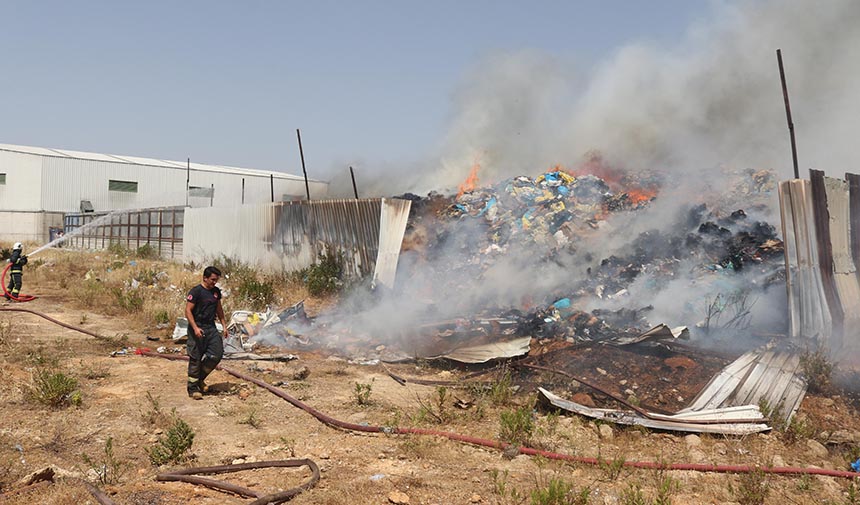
[0,1,704,180]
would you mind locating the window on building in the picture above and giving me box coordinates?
[0,173,6,185]
[188,186,214,198]
[108,179,138,193]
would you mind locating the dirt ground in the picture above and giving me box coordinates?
[2,286,860,504]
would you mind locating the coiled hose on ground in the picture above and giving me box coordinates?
[1,263,36,302]
[2,306,859,503]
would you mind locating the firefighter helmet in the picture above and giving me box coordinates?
[12,243,22,250]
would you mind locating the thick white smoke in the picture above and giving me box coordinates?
[318,0,859,353]
[411,0,860,194]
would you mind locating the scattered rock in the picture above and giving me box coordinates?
[15,467,54,487]
[685,434,702,449]
[827,430,856,445]
[596,368,608,376]
[231,458,246,465]
[502,445,519,460]
[820,398,835,408]
[571,393,596,407]
[389,490,410,504]
[688,448,708,464]
[238,389,252,400]
[292,366,310,380]
[772,455,786,467]
[470,493,482,503]
[806,439,829,459]
[598,424,614,440]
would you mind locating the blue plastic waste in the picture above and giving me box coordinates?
[552,298,571,309]
[851,458,860,472]
[477,197,497,217]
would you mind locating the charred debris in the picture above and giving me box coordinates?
[226,164,811,434]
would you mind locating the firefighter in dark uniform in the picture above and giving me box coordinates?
[6,243,27,301]
[184,266,228,399]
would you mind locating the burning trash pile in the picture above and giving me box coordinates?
[390,164,785,349]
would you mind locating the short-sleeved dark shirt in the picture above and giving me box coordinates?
[186,284,221,326]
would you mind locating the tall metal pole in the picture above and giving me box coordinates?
[241,177,245,205]
[270,174,274,203]
[777,49,799,179]
[349,166,359,199]
[210,183,214,207]
[186,158,190,207]
[296,129,311,201]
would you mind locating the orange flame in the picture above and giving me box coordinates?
[457,162,481,198]
[626,187,658,205]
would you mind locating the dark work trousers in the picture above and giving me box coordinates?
[186,324,223,394]
[6,271,22,298]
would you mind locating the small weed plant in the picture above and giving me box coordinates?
[239,408,262,428]
[732,468,769,505]
[29,368,82,407]
[141,392,169,427]
[80,359,110,379]
[147,416,195,466]
[81,437,126,485]
[530,477,590,505]
[598,452,626,481]
[354,379,374,406]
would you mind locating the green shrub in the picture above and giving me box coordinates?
[499,405,535,447]
[235,277,276,310]
[135,243,159,259]
[113,287,144,313]
[29,368,81,407]
[306,251,344,296]
[800,348,833,394]
[147,416,195,466]
[154,310,170,325]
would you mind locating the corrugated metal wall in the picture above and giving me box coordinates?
[40,156,327,212]
[184,198,412,287]
[779,170,860,362]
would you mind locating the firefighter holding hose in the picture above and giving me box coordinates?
[5,243,27,301]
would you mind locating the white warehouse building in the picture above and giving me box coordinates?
[0,144,329,243]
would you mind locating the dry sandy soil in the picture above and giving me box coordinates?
[2,284,860,504]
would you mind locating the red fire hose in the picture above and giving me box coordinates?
[140,350,860,480]
[2,263,36,302]
[2,307,859,482]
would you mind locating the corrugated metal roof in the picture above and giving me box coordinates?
[680,348,807,422]
[0,143,324,182]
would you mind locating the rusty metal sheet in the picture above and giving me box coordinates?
[824,176,860,355]
[538,387,770,435]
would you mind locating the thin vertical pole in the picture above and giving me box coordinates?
[270,174,274,202]
[210,183,214,207]
[296,128,311,201]
[186,158,190,206]
[242,177,245,204]
[776,49,799,179]
[349,166,359,199]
